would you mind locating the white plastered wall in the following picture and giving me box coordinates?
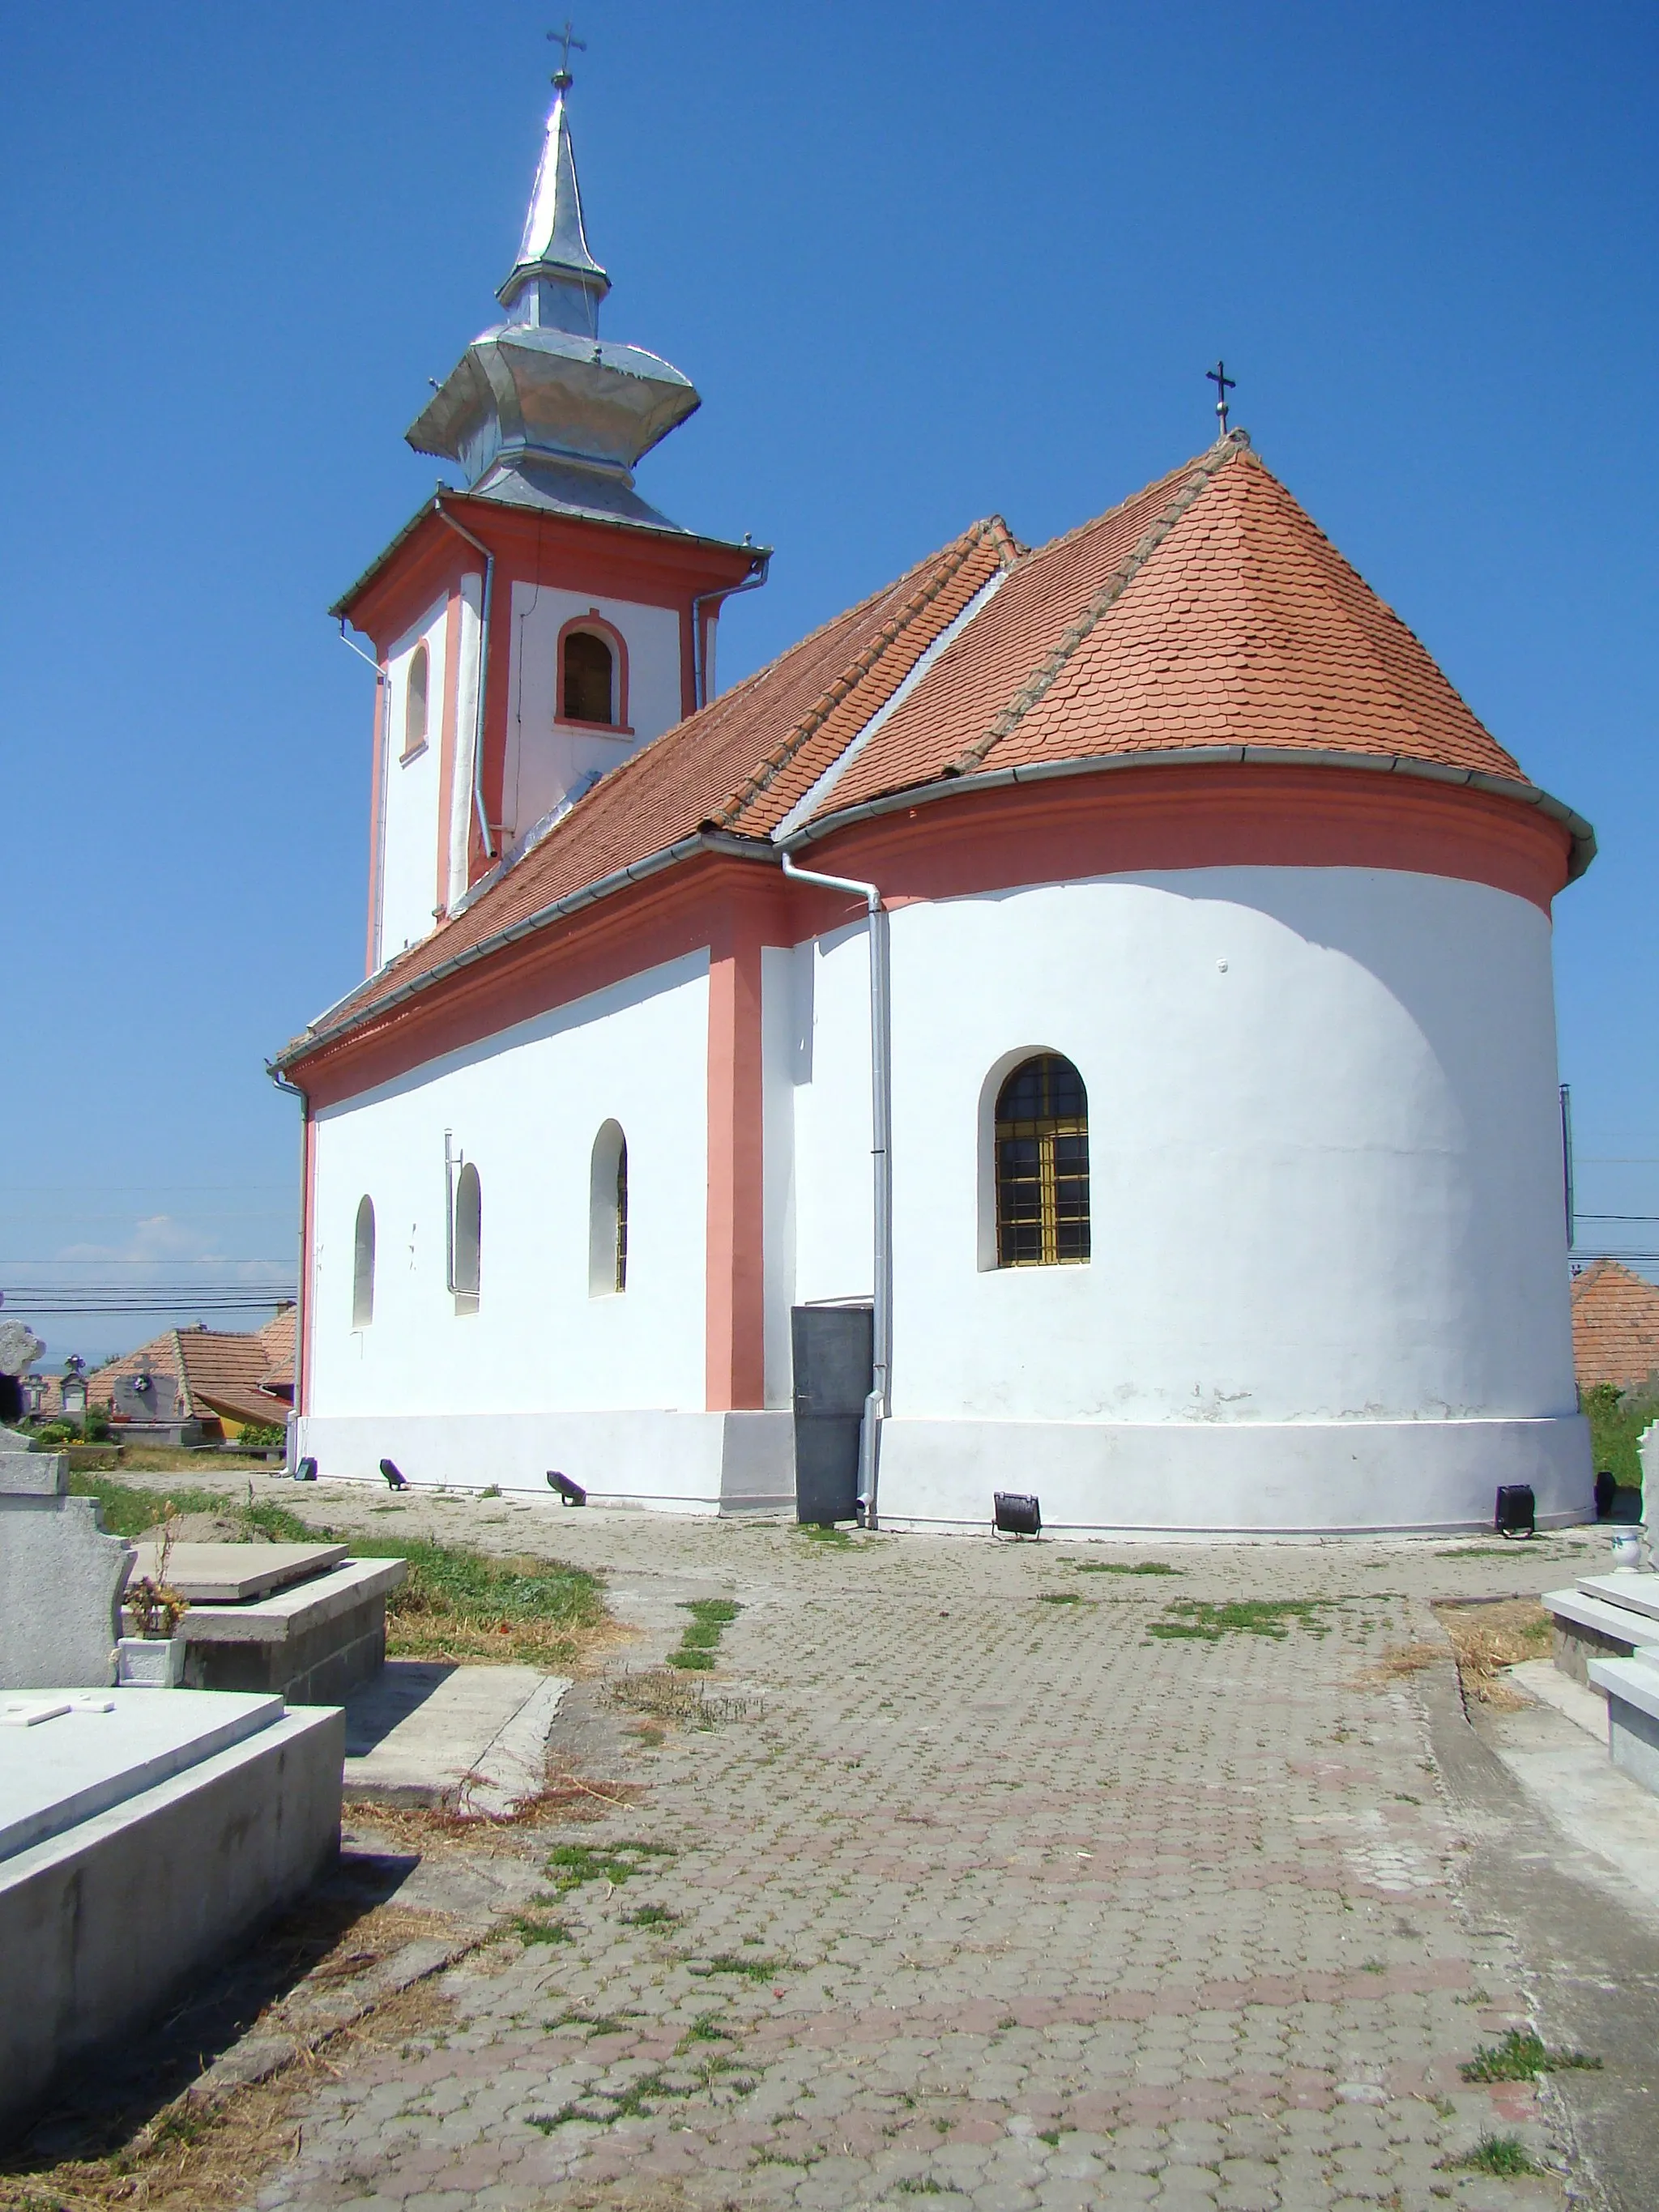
[501,587,683,844]
[779,863,1590,1532]
[298,951,791,1507]
[377,598,449,961]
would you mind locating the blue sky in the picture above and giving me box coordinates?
[2,1,1655,1366]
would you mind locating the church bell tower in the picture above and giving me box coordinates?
[335,53,767,972]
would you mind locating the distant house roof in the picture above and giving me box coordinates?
[1571,1259,1659,1391]
[42,1311,296,1428]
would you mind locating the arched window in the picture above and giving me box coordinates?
[403,641,429,757]
[994,1054,1090,1268]
[563,629,614,726]
[352,1196,376,1328]
[453,1161,481,1313]
[588,1121,628,1294]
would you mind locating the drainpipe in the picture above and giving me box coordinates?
[779,851,891,1527]
[267,1064,309,1475]
[691,552,770,710]
[433,505,497,861]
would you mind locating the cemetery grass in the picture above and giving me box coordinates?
[67,1473,612,1669]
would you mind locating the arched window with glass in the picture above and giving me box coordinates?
[993,1053,1090,1268]
[589,1120,628,1294]
[563,629,615,726]
[452,1161,481,1314]
[352,1196,376,1328]
[403,641,429,757]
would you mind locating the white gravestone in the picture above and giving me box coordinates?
[0,1429,134,1690]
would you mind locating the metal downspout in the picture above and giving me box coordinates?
[433,505,497,862]
[779,851,891,1527]
[691,553,770,710]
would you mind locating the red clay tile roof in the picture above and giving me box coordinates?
[51,1320,296,1429]
[281,435,1545,1065]
[1572,1259,1659,1392]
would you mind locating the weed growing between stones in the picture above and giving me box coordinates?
[543,2010,638,2035]
[798,1522,855,1547]
[544,1839,675,1890]
[1147,1599,1335,1642]
[667,1596,742,1672]
[604,1666,757,1728]
[1070,1559,1182,1575]
[689,1952,788,1982]
[1037,1592,1083,1605]
[1440,2133,1542,2176]
[677,2011,731,2048]
[621,1902,680,1928]
[507,1906,573,1945]
[1460,2029,1602,2081]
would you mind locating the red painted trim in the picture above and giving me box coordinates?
[434,591,463,916]
[298,1106,317,1420]
[364,663,388,976]
[705,890,769,1411]
[802,765,1575,918]
[556,610,630,732]
[343,500,757,644]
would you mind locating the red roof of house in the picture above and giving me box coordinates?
[45,1316,296,1428]
[1572,1259,1659,1392]
[279,434,1579,1070]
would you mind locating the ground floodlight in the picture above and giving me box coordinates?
[380,1458,408,1490]
[547,1469,587,1507]
[294,1456,318,1483]
[994,1491,1042,1537]
[1495,1483,1535,1540]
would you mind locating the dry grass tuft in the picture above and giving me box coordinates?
[1435,1600,1553,1709]
[603,1667,758,1728]
[1353,1640,1450,1690]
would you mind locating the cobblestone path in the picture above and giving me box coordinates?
[254,1506,1591,2211]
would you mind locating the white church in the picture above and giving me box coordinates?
[275,62,1595,1535]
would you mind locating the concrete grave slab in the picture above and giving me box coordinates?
[177,1556,407,1705]
[129,1540,348,1601]
[342,1660,569,1812]
[0,1690,343,2142]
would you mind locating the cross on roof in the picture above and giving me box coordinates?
[548,19,586,86]
[1207,360,1237,438]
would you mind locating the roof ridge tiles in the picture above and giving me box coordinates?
[949,434,1247,779]
[711,517,1020,832]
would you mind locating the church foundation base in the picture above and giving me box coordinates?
[292,1410,795,1517]
[872,1413,1593,1536]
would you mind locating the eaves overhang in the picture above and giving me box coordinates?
[271,829,774,1077]
[329,490,769,626]
[779,745,1597,884]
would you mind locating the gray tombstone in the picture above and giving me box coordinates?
[0,1428,134,1689]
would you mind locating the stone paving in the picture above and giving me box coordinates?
[216,1487,1609,2212]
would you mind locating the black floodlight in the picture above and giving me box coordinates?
[380,1457,408,1490]
[994,1491,1042,1537]
[293,1456,318,1483]
[1495,1483,1535,1540]
[547,1469,586,1507]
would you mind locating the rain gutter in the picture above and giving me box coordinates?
[691,551,772,710]
[272,828,767,1072]
[783,745,1597,882]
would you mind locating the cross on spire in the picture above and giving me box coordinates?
[1207,360,1237,439]
[548,19,586,87]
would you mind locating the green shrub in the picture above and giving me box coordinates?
[235,1421,287,1448]
[1583,1379,1659,1486]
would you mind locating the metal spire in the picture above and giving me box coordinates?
[498,42,608,329]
